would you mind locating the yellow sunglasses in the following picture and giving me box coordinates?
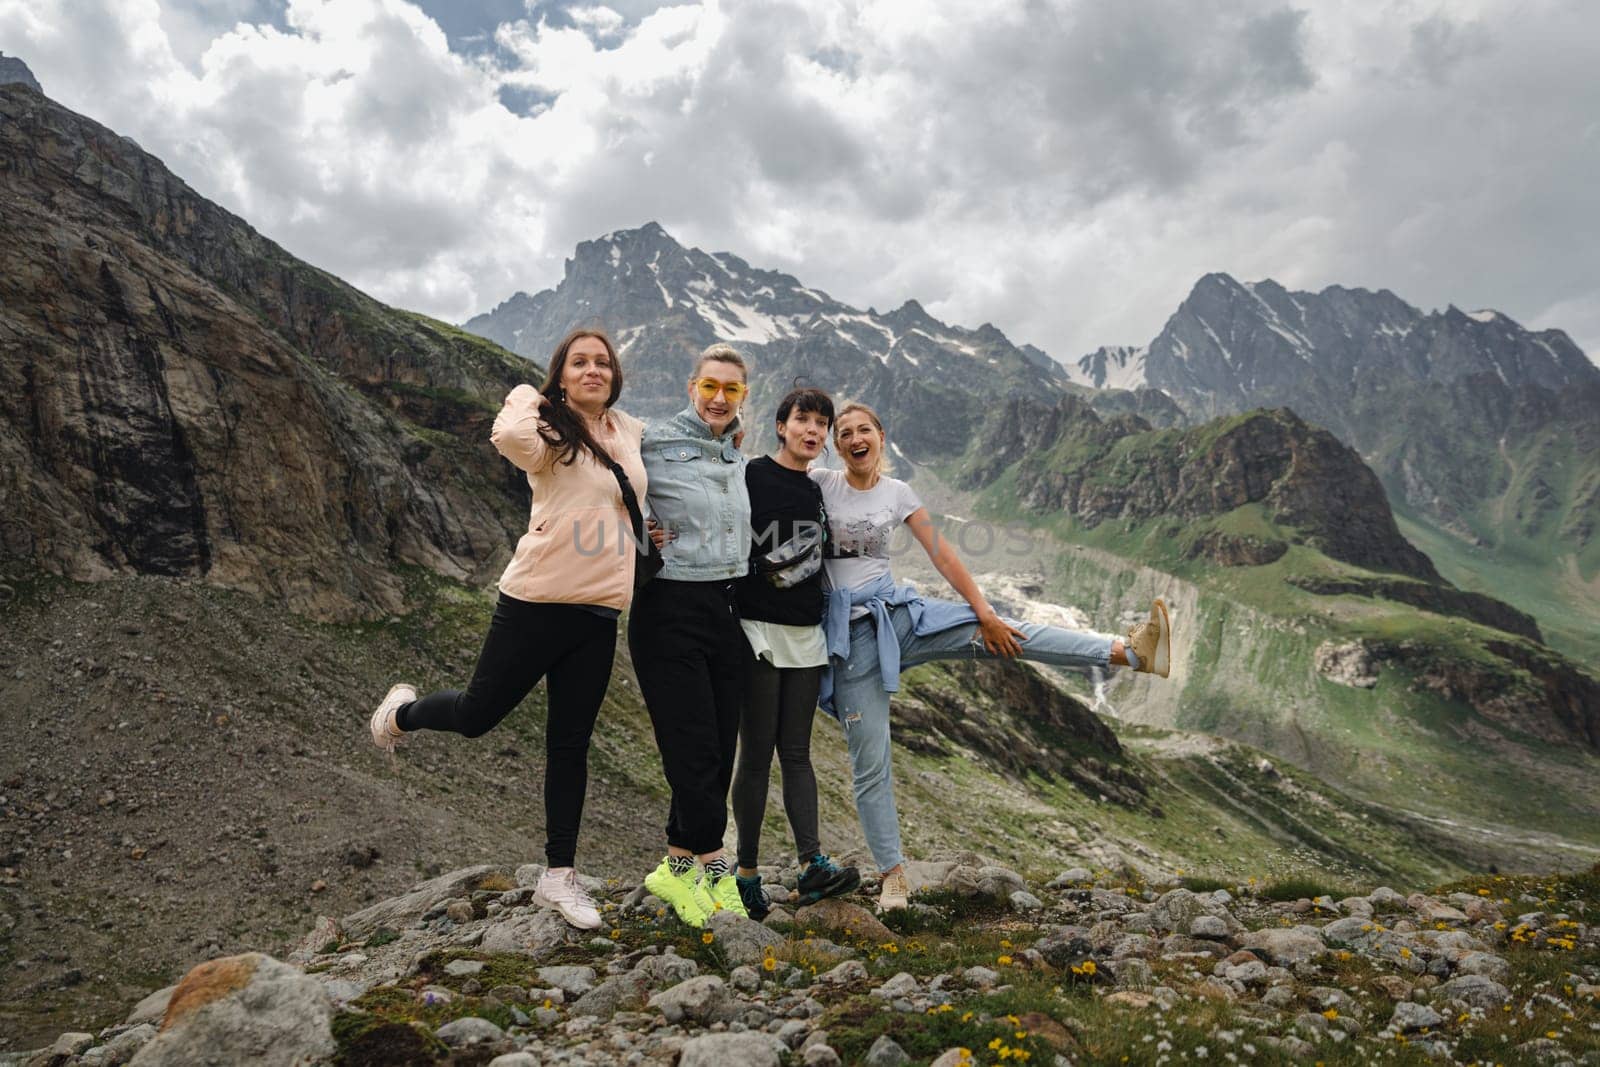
[694,377,748,402]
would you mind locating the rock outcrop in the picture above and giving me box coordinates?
[0,84,530,620]
[25,860,1598,1067]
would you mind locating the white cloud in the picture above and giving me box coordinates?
[2,0,1596,359]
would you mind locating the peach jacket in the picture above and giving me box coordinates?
[490,384,648,611]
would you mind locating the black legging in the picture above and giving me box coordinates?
[628,579,745,856]
[731,658,823,869]
[398,594,617,868]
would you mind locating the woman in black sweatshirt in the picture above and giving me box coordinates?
[731,387,860,916]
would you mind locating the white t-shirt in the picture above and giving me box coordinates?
[810,468,924,615]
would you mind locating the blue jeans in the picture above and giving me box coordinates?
[832,603,1113,873]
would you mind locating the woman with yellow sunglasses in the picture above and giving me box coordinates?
[631,343,757,926]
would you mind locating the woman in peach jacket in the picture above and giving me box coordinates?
[366,327,646,931]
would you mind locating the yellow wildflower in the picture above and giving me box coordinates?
[1322,1009,1339,1020]
[701,931,714,944]
[997,955,1014,966]
[763,956,777,972]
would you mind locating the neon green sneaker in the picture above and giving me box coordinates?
[644,858,712,928]
[703,872,749,918]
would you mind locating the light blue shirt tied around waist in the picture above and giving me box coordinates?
[818,573,978,718]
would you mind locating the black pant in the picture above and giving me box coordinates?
[732,657,823,869]
[398,594,617,868]
[628,579,745,855]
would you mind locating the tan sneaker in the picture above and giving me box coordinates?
[1126,598,1171,678]
[877,868,910,912]
[370,683,415,754]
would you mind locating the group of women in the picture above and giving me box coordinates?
[369,328,1173,931]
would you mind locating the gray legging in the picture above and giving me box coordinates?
[731,658,823,869]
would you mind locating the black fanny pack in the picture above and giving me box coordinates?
[754,523,825,589]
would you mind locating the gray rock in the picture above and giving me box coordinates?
[1320,916,1373,945]
[1009,890,1045,912]
[931,1049,975,1067]
[729,965,761,992]
[1368,887,1406,907]
[1033,925,1092,968]
[316,978,370,1008]
[706,910,786,964]
[341,865,503,940]
[776,1018,811,1048]
[1434,974,1511,1009]
[803,1045,843,1067]
[434,1016,507,1047]
[1112,958,1153,988]
[1148,889,1237,934]
[51,1033,95,1058]
[648,975,733,1025]
[631,954,698,988]
[943,864,1025,900]
[1390,1001,1445,1032]
[820,960,868,985]
[1239,926,1326,965]
[678,1031,784,1067]
[1260,985,1296,1008]
[125,986,176,1028]
[127,954,333,1067]
[79,1024,157,1067]
[570,974,650,1018]
[1454,952,1510,983]
[870,972,920,999]
[1050,867,1094,887]
[864,1034,911,1066]
[487,1055,541,1067]
[480,908,572,958]
[1189,915,1229,940]
[963,965,1002,988]
[445,959,485,977]
[537,965,598,998]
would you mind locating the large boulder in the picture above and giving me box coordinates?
[480,908,573,957]
[678,1032,784,1067]
[795,899,895,943]
[341,866,505,940]
[128,954,333,1067]
[1147,889,1240,935]
[705,911,786,965]
[1238,926,1326,966]
[648,975,734,1025]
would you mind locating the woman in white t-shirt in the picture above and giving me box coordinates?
[812,402,1174,911]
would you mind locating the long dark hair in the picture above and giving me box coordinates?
[537,327,625,466]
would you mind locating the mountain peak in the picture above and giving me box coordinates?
[0,51,42,95]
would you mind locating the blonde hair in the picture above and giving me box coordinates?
[833,401,892,476]
[693,342,749,379]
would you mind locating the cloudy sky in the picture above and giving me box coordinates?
[4,0,1598,360]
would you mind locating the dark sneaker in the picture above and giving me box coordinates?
[797,854,861,904]
[735,874,770,920]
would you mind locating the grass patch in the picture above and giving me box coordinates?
[1256,875,1345,902]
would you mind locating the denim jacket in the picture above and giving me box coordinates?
[817,572,978,717]
[641,405,751,582]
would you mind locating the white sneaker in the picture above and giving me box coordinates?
[535,867,602,930]
[877,868,910,912]
[369,683,415,754]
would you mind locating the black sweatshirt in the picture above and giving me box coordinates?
[737,456,826,626]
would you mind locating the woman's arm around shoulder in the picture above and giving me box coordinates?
[489,384,552,474]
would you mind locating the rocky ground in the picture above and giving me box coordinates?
[7,855,1597,1066]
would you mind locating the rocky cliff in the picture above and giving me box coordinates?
[960,397,1442,583]
[0,84,532,620]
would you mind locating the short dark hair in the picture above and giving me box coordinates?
[775,386,834,428]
